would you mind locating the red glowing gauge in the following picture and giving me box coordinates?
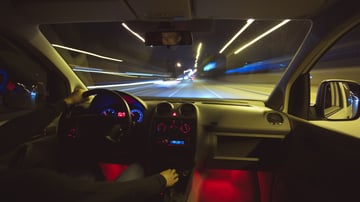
[180,123,191,134]
[117,112,126,118]
[156,122,167,133]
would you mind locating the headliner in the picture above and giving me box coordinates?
[3,0,338,25]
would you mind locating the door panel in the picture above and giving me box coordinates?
[276,117,360,202]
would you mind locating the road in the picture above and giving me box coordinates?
[97,79,274,101]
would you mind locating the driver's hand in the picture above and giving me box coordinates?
[63,87,88,106]
[160,169,179,187]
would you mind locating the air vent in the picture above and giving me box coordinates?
[179,103,196,117]
[155,102,173,115]
[266,113,284,125]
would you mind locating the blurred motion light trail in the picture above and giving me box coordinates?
[234,19,290,54]
[52,44,123,62]
[219,19,254,54]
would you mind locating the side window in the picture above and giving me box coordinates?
[0,37,48,123]
[310,24,360,105]
[309,24,360,136]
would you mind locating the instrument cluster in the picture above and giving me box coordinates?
[99,93,145,124]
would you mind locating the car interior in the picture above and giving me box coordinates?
[1,0,360,202]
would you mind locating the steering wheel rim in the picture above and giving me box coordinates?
[59,89,132,144]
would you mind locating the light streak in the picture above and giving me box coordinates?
[52,44,123,63]
[234,19,290,54]
[219,19,254,54]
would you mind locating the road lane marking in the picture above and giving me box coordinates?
[168,85,187,97]
[200,84,222,98]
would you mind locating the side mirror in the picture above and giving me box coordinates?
[2,84,38,110]
[314,80,360,120]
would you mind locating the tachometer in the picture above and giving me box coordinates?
[131,108,144,123]
[101,108,116,116]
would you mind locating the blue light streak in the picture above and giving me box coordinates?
[203,62,217,72]
[226,56,292,74]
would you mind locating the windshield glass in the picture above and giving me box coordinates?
[40,19,310,100]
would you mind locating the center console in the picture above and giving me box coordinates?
[148,102,197,201]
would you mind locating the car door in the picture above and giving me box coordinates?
[0,35,71,156]
[271,14,360,202]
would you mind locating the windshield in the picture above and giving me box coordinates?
[40,19,310,100]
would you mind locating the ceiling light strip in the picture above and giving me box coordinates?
[121,23,145,43]
[234,19,290,54]
[194,42,203,68]
[219,19,254,54]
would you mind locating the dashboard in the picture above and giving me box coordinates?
[57,89,292,197]
[59,90,291,167]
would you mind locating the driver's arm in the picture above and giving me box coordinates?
[0,88,87,155]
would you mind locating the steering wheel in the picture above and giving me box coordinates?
[58,89,132,144]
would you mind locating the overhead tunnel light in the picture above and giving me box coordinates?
[194,42,203,68]
[52,44,123,63]
[121,23,145,43]
[234,19,291,54]
[219,19,254,54]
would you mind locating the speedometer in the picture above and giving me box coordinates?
[131,109,144,123]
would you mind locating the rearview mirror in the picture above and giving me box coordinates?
[315,80,360,120]
[145,31,193,46]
